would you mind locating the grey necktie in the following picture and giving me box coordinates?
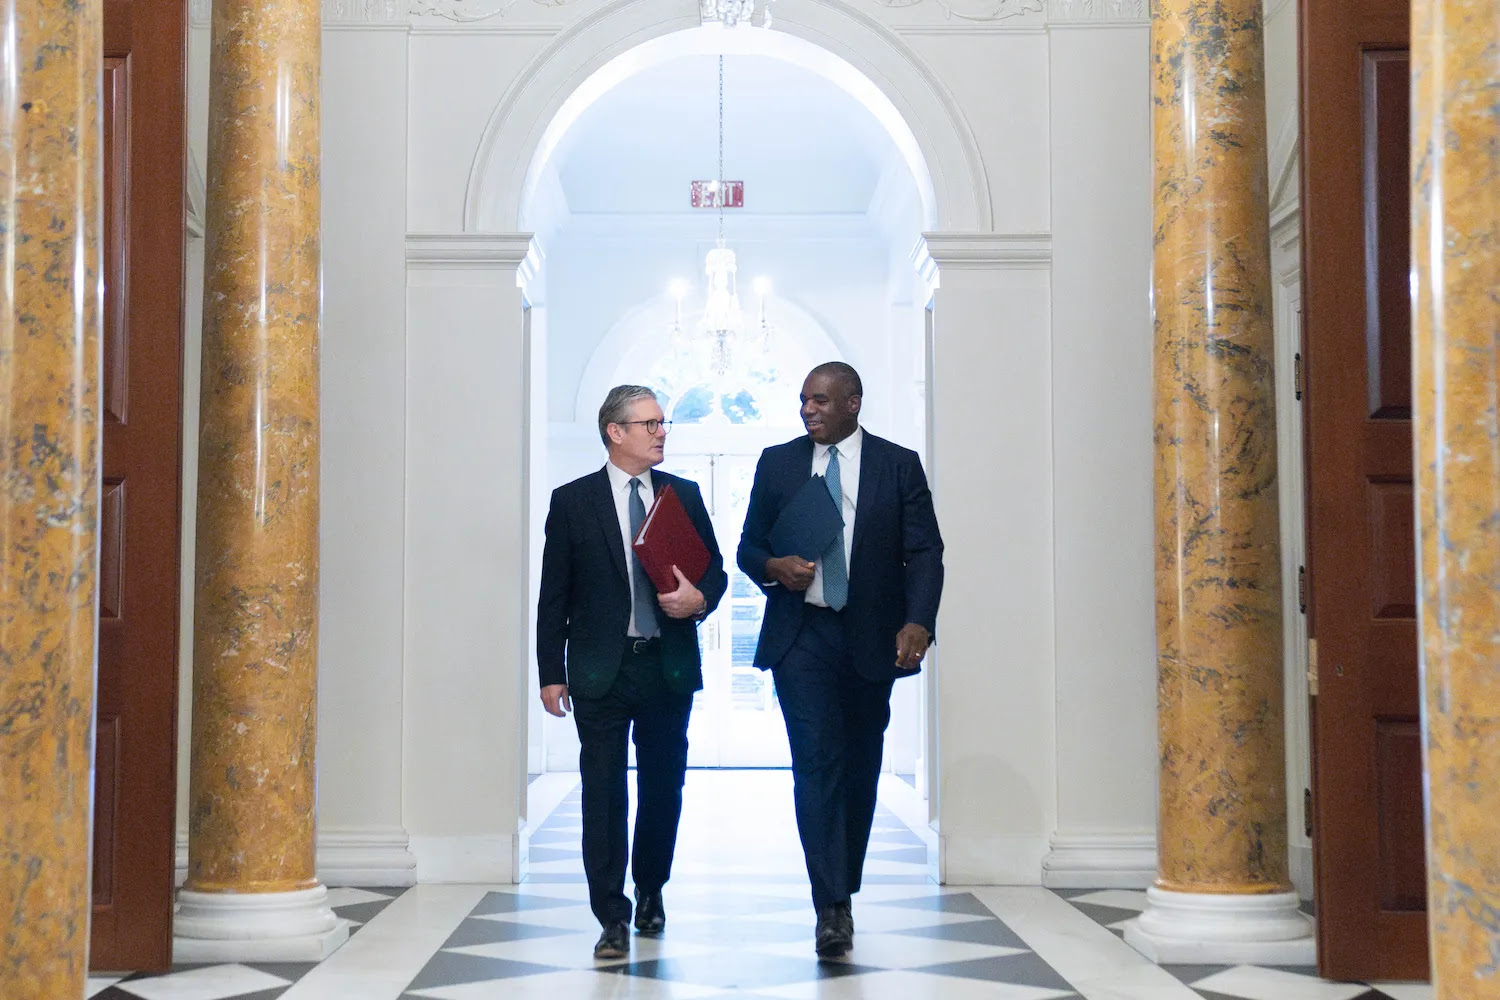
[822,447,849,611]
[628,478,659,638]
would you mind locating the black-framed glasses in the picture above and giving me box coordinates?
[617,419,673,435]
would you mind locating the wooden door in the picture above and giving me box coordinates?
[1300,0,1425,981]
[91,0,187,972]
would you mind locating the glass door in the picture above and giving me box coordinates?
[658,452,792,767]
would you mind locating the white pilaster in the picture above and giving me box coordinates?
[403,233,540,883]
[916,232,1056,884]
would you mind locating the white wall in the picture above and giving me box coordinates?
[175,0,1182,888]
[1041,22,1157,888]
[1263,0,1313,899]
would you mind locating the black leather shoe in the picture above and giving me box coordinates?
[835,899,854,936]
[634,889,666,936]
[815,904,853,958]
[593,920,629,960]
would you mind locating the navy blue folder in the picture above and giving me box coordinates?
[768,475,845,562]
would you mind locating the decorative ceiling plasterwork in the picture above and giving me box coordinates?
[188,0,1145,32]
[409,0,570,20]
[1046,0,1148,20]
[871,0,1041,22]
[325,0,410,21]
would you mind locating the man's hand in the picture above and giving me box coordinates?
[895,624,932,671]
[766,555,816,591]
[541,684,572,717]
[658,566,706,619]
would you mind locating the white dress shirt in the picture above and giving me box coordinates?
[805,426,862,608]
[605,462,654,637]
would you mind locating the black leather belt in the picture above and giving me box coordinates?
[629,636,660,654]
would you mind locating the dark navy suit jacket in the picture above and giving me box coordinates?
[737,431,944,682]
[537,467,728,700]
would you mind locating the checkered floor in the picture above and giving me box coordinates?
[86,772,1433,1000]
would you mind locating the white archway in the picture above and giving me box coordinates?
[462,0,990,233]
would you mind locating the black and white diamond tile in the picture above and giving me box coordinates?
[87,886,411,1000]
[78,775,1437,1000]
[395,888,1083,998]
[1052,891,1434,1000]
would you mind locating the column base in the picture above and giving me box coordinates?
[1122,887,1316,965]
[173,885,350,963]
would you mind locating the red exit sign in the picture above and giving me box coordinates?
[690,180,744,209]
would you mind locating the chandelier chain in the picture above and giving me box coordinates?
[717,54,725,246]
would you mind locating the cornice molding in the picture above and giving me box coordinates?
[915,232,1053,271]
[406,232,540,266]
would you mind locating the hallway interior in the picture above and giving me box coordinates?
[87,773,1430,1000]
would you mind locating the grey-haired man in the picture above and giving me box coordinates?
[536,385,728,959]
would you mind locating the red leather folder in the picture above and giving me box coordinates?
[632,484,711,593]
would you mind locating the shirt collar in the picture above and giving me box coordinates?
[814,425,863,462]
[606,461,652,493]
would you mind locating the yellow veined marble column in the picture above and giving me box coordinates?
[1125,0,1312,964]
[0,0,104,995]
[176,0,344,962]
[1412,0,1500,994]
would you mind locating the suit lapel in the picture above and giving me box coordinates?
[590,467,629,582]
[849,433,879,565]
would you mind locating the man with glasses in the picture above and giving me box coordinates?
[536,384,727,959]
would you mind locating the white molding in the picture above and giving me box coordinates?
[410,22,566,33]
[405,232,539,266]
[324,0,411,23]
[1046,0,1148,22]
[409,833,523,882]
[185,148,207,239]
[940,833,1050,884]
[464,0,991,233]
[175,828,418,888]
[872,0,1044,21]
[916,231,1053,272]
[1290,843,1313,901]
[557,212,886,243]
[190,0,210,28]
[1124,887,1316,964]
[1041,832,1157,888]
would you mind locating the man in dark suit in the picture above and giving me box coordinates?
[738,361,944,958]
[537,384,728,959]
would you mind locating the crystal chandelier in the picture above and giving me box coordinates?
[670,54,775,380]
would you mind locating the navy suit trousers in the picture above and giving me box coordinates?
[772,605,895,911]
[571,641,692,925]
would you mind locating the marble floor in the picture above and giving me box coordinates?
[88,772,1433,1000]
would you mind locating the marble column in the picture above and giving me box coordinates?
[0,2,103,996]
[175,0,345,963]
[1411,0,1500,994]
[1123,0,1314,964]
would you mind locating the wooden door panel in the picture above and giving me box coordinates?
[1302,0,1425,980]
[91,0,186,973]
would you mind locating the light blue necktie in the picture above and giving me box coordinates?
[822,447,849,611]
[628,478,659,638]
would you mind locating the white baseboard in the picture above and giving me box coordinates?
[940,833,1050,885]
[1041,831,1157,889]
[409,834,520,883]
[175,826,417,888]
